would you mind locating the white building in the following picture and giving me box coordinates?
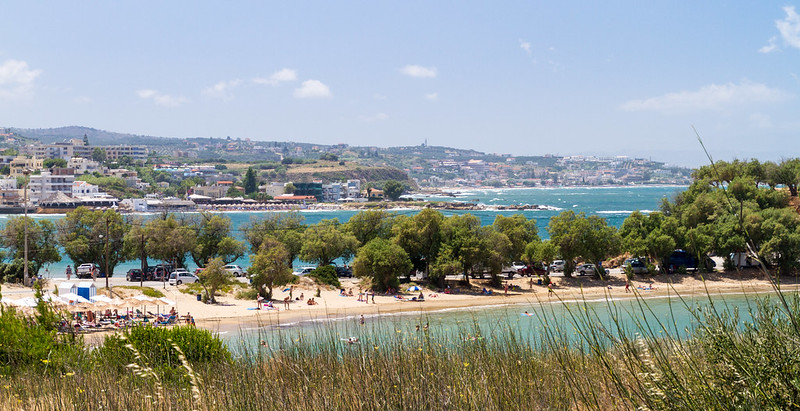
[28,170,75,204]
[72,181,99,197]
[68,157,104,174]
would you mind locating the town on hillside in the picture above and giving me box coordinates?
[0,127,692,213]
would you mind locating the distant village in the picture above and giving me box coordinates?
[0,129,693,213]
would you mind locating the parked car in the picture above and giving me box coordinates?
[335,266,353,277]
[169,271,199,286]
[292,266,316,276]
[125,268,150,282]
[729,252,762,268]
[76,263,98,279]
[224,264,245,277]
[622,258,649,274]
[148,264,174,281]
[667,250,715,273]
[577,263,597,276]
[517,263,546,276]
[549,260,565,272]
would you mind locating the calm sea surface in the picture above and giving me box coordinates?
[4,185,686,276]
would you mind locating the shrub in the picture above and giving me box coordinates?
[624,264,634,280]
[236,288,258,300]
[309,265,340,288]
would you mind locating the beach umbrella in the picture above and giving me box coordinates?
[59,293,91,305]
[407,286,421,292]
[91,295,114,304]
[157,297,175,306]
[10,297,39,308]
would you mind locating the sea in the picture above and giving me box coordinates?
[8,184,788,348]
[6,185,686,277]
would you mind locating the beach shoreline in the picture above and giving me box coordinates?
[7,268,790,344]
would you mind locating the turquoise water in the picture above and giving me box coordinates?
[6,185,686,277]
[226,289,782,353]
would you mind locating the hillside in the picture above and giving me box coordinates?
[7,126,175,146]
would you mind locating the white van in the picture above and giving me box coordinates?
[730,252,761,268]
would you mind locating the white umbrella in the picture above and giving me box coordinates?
[157,297,175,306]
[407,285,421,292]
[10,297,39,307]
[91,295,114,304]
[132,294,154,302]
[59,293,91,305]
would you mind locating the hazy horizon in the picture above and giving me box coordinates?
[1,2,798,168]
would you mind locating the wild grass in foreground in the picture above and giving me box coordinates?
[1,289,800,410]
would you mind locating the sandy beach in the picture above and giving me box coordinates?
[6,267,794,344]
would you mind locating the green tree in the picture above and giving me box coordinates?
[284,183,296,194]
[145,214,196,269]
[352,238,412,292]
[438,214,485,284]
[122,218,149,281]
[243,167,258,195]
[191,213,246,267]
[0,217,61,281]
[547,211,620,277]
[196,257,233,304]
[248,237,293,299]
[244,212,306,267]
[347,210,393,245]
[43,158,67,169]
[383,180,404,201]
[493,214,539,263]
[91,147,107,163]
[57,208,129,277]
[391,209,443,278]
[300,219,360,266]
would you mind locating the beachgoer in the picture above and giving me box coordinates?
[185,312,192,325]
[92,267,98,281]
[289,286,294,300]
[65,265,72,280]
[359,314,365,325]
[418,292,424,300]
[371,290,375,304]
[625,282,631,293]
[284,296,291,310]
[169,307,176,316]
[424,322,429,331]
[529,277,534,289]
[299,292,304,301]
[548,284,554,296]
[416,325,420,332]
[504,283,508,295]
[257,295,264,309]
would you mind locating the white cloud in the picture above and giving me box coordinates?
[425,92,438,101]
[519,39,532,55]
[777,6,800,49]
[759,36,778,53]
[203,79,241,100]
[73,96,92,104]
[401,65,437,78]
[373,93,387,100]
[293,80,332,99]
[136,89,188,107]
[0,59,41,101]
[359,112,388,122]
[749,113,772,128]
[253,68,297,86]
[619,81,790,112]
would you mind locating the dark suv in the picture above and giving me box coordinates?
[335,266,353,278]
[147,264,175,281]
[667,250,715,273]
[126,268,150,282]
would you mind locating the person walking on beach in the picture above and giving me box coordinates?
[284,296,291,310]
[529,277,534,290]
[65,265,72,281]
[625,281,631,293]
[547,283,554,297]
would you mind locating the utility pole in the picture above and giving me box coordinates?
[22,169,29,287]
[140,231,145,288]
[105,215,110,290]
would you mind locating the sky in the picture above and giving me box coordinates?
[1,1,799,167]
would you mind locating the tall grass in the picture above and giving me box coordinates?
[1,288,800,410]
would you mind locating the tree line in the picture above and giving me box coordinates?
[0,158,798,296]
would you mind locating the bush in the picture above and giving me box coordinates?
[309,265,340,288]
[624,264,634,281]
[96,325,231,377]
[236,288,258,300]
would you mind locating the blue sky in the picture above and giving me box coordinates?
[1,1,798,166]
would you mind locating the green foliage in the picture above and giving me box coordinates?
[0,217,61,280]
[248,237,294,299]
[548,211,621,277]
[43,158,67,168]
[57,208,129,277]
[300,219,359,266]
[191,212,246,267]
[214,164,227,170]
[352,238,412,291]
[97,325,230,374]
[117,286,165,298]
[493,214,539,263]
[392,209,444,275]
[235,287,259,300]
[347,210,394,245]
[91,147,107,163]
[383,180,404,201]
[319,152,338,161]
[308,265,341,288]
[196,257,233,303]
[144,214,196,268]
[243,167,258,194]
[244,212,306,263]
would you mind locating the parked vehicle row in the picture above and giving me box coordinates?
[125,263,248,284]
